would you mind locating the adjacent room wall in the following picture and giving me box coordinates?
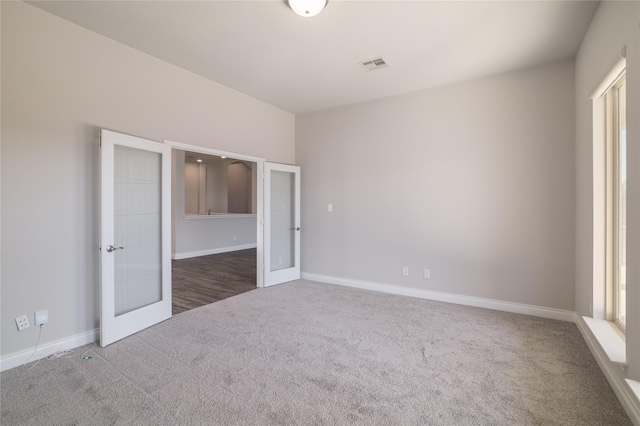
[228,162,252,214]
[173,151,257,259]
[574,1,640,381]
[185,161,200,214]
[1,2,294,358]
[297,59,576,311]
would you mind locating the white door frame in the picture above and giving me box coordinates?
[164,140,267,287]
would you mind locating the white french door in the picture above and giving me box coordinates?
[100,129,172,347]
[264,162,301,286]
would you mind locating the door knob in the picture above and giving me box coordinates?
[106,245,124,253]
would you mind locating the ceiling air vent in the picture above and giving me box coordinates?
[359,57,388,72]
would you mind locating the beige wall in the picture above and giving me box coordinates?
[185,162,200,214]
[227,162,252,214]
[1,2,294,357]
[297,59,576,310]
[575,1,640,379]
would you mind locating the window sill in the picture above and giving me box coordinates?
[627,379,640,400]
[582,317,626,366]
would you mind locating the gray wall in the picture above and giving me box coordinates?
[574,1,640,379]
[296,59,576,310]
[1,2,294,357]
[4,0,638,380]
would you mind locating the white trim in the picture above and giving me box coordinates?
[184,214,257,220]
[256,161,265,288]
[164,139,265,163]
[575,315,640,425]
[582,317,626,365]
[163,139,265,287]
[626,380,640,420]
[0,328,99,373]
[590,46,626,99]
[172,243,257,260]
[301,272,575,322]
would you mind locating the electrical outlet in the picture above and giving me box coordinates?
[402,266,409,276]
[424,269,431,279]
[15,315,30,331]
[35,309,48,326]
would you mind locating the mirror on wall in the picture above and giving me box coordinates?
[184,151,256,216]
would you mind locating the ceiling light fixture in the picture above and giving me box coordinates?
[196,159,202,163]
[285,0,328,17]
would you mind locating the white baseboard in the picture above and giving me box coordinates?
[0,328,99,373]
[173,243,257,260]
[301,272,575,322]
[575,315,640,425]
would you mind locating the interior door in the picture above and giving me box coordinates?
[264,162,301,286]
[100,129,172,347]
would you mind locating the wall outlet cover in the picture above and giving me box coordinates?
[16,314,30,331]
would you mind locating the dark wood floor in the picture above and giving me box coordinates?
[172,248,257,315]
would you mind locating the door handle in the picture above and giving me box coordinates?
[106,245,124,253]
[290,227,301,231]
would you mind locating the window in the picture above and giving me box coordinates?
[605,73,627,331]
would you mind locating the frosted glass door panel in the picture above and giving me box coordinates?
[113,145,162,316]
[270,170,295,272]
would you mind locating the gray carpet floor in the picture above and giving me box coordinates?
[1,280,631,425]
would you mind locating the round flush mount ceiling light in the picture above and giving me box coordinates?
[285,0,328,17]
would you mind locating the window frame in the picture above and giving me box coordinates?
[605,72,627,332]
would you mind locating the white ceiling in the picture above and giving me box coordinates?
[28,0,599,114]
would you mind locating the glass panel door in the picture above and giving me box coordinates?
[100,130,172,347]
[264,163,300,286]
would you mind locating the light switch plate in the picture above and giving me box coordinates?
[35,309,49,326]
